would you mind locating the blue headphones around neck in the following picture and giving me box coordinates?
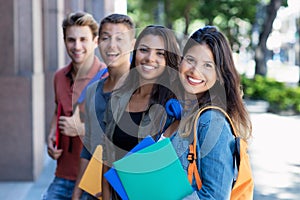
[165,98,183,120]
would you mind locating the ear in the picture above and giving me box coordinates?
[93,35,99,49]
[131,38,136,51]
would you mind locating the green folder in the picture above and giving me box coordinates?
[113,138,193,200]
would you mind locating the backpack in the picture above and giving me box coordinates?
[187,106,254,199]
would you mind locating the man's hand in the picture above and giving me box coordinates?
[59,107,84,137]
[47,131,63,160]
[95,192,102,198]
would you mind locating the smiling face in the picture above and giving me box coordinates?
[98,23,134,68]
[179,44,217,96]
[64,25,98,66]
[135,34,166,82]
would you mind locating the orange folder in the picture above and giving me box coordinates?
[79,145,103,199]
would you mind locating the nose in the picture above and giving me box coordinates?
[74,40,82,49]
[191,66,206,76]
[145,50,156,63]
[182,61,202,75]
[189,65,202,75]
[181,59,194,71]
[108,37,117,48]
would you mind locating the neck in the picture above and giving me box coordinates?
[182,92,199,111]
[72,55,95,78]
[127,83,154,112]
[135,83,154,97]
[103,63,130,92]
[107,64,129,83]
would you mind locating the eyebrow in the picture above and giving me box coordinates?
[65,36,88,39]
[186,55,215,64]
[139,44,165,51]
[204,61,216,67]
[101,31,125,36]
[185,55,193,58]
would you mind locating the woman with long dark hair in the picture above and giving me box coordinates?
[101,25,181,200]
[166,26,252,199]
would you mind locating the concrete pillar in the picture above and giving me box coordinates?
[0,0,45,181]
[0,0,123,181]
[43,0,65,143]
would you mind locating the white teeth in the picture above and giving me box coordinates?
[143,65,156,70]
[107,52,119,56]
[188,76,204,84]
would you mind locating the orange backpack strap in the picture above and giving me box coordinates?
[187,106,238,190]
[187,143,202,190]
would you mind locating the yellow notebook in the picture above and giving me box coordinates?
[79,145,103,199]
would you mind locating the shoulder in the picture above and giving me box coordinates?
[53,65,72,89]
[85,78,107,99]
[196,109,233,139]
[96,77,107,87]
[92,78,106,91]
[93,57,108,76]
[54,64,71,79]
[198,109,227,125]
[111,86,132,101]
[196,109,235,150]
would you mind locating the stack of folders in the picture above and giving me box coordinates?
[104,136,193,200]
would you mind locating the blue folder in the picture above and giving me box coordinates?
[104,136,155,200]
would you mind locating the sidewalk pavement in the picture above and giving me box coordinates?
[250,112,300,200]
[0,106,300,200]
[0,149,56,200]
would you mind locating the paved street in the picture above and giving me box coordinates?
[0,111,300,200]
[250,112,300,200]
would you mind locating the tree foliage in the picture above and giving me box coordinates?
[254,0,287,76]
[128,0,288,76]
[128,0,259,50]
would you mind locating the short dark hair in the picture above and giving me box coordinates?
[99,14,135,38]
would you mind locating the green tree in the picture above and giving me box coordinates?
[128,0,258,46]
[127,0,198,33]
[253,0,287,76]
[128,0,288,76]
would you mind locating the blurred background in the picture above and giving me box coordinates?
[0,0,299,199]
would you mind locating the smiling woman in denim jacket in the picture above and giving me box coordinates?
[162,26,252,199]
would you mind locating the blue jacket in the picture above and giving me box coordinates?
[172,109,236,199]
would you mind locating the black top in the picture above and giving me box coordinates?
[113,111,144,160]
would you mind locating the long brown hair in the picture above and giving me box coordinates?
[121,25,181,106]
[182,26,252,140]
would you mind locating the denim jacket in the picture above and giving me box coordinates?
[172,109,236,199]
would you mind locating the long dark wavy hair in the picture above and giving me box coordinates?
[118,25,181,107]
[182,26,252,140]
